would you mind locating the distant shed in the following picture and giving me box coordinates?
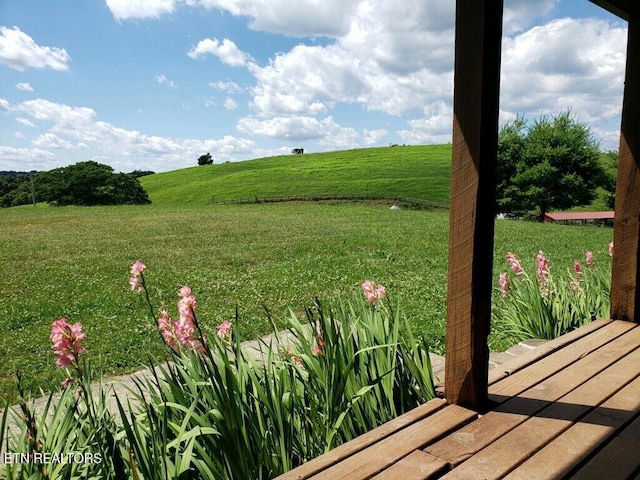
[544,211,614,224]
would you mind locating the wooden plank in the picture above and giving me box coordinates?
[426,323,640,466]
[488,319,613,385]
[439,345,640,479]
[371,450,448,480]
[611,1,640,323]
[571,415,640,480]
[504,373,640,480]
[309,405,477,480]
[274,399,447,480]
[445,0,504,408]
[489,320,636,399]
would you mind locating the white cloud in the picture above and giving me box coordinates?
[500,17,627,148]
[32,132,84,150]
[155,74,176,88]
[16,117,36,128]
[502,0,559,34]
[190,0,359,37]
[0,26,71,71]
[0,146,56,163]
[105,0,177,21]
[187,38,251,66]
[6,97,257,171]
[223,97,238,110]
[0,97,10,111]
[16,82,34,92]
[209,80,243,94]
[237,115,385,149]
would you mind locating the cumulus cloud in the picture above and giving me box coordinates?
[0,26,71,71]
[237,115,386,149]
[3,97,256,171]
[16,82,34,92]
[187,38,251,66]
[223,97,238,110]
[106,0,177,21]
[189,0,359,37]
[16,117,36,128]
[500,18,627,131]
[0,97,10,111]
[155,73,176,88]
[209,80,243,94]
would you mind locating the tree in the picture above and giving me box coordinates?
[497,112,606,220]
[197,153,213,165]
[36,161,151,206]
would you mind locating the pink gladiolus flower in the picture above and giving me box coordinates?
[130,260,146,276]
[536,250,550,281]
[585,251,594,266]
[573,260,582,275]
[217,321,233,339]
[499,272,508,297]
[50,318,86,368]
[158,309,178,351]
[129,260,147,293]
[506,253,523,275]
[609,241,614,256]
[361,280,387,305]
[129,275,143,292]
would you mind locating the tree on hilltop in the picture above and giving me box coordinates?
[497,112,606,220]
[198,153,213,165]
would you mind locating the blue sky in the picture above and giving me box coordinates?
[0,0,628,173]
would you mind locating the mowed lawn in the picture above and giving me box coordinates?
[1,202,613,404]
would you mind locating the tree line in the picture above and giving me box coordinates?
[0,161,153,207]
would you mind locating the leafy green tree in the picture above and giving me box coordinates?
[497,112,606,220]
[197,153,213,165]
[37,161,151,206]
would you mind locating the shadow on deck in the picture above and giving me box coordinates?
[276,319,640,480]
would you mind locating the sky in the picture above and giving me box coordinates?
[0,0,629,173]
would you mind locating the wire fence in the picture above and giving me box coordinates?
[210,194,449,210]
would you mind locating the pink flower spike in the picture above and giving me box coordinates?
[585,251,594,266]
[178,285,192,298]
[573,260,582,275]
[506,253,523,275]
[50,318,87,368]
[498,272,508,297]
[129,275,143,292]
[130,261,146,276]
[216,321,233,339]
[361,280,387,305]
[609,241,614,256]
[536,250,550,282]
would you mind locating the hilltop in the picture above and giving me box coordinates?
[140,145,452,205]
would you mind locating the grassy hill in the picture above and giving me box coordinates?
[140,145,452,205]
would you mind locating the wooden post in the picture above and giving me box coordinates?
[611,4,640,323]
[445,0,503,408]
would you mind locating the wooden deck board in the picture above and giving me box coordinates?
[504,373,640,480]
[308,405,476,480]
[274,399,448,480]
[437,342,640,479]
[370,450,448,480]
[278,321,640,480]
[426,322,640,466]
[570,414,640,480]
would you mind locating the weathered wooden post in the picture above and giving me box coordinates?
[611,2,640,323]
[445,0,504,408]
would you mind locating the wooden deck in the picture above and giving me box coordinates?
[276,319,640,480]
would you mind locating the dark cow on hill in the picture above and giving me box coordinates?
[291,148,304,155]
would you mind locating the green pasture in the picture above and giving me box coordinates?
[0,202,613,405]
[139,145,452,205]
